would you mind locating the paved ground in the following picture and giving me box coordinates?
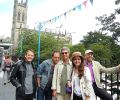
[0,70,16,100]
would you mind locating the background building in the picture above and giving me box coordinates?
[0,36,12,54]
[45,28,72,45]
[11,0,72,53]
[11,0,27,50]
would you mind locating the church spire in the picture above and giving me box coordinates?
[21,0,23,4]
[11,0,28,50]
[25,0,28,6]
[14,0,18,4]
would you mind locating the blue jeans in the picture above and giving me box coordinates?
[37,87,52,100]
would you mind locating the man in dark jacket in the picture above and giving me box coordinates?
[10,49,36,100]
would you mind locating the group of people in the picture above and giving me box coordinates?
[10,47,120,100]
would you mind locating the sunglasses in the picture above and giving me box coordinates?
[62,52,68,55]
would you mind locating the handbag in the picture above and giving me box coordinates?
[66,86,72,94]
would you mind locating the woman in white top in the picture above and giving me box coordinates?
[70,52,96,100]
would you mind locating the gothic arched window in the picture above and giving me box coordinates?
[22,12,25,22]
[17,11,21,21]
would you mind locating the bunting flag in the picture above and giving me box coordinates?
[72,7,76,11]
[68,10,72,14]
[77,4,81,10]
[64,12,67,19]
[41,0,93,26]
[83,0,88,8]
[90,0,93,5]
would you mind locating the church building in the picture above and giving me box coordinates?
[11,0,28,50]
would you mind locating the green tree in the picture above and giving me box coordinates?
[17,30,38,60]
[69,43,85,56]
[81,31,115,48]
[16,30,66,62]
[96,13,120,42]
[95,0,120,65]
[115,0,120,4]
[89,43,111,66]
[96,0,120,42]
[80,31,119,66]
[40,33,64,61]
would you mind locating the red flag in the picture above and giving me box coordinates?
[83,0,88,8]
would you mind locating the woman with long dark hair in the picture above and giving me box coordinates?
[70,52,96,100]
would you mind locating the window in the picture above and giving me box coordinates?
[17,11,21,21]
[22,13,25,22]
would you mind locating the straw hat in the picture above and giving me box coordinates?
[71,52,83,60]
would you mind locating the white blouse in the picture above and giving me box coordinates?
[73,73,82,97]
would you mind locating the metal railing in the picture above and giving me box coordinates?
[99,72,120,100]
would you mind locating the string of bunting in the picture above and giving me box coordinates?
[41,0,93,26]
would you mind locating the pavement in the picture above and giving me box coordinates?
[0,70,16,100]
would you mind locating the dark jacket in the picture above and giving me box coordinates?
[10,60,37,98]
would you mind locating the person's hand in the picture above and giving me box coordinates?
[37,83,40,87]
[67,81,72,87]
[17,86,23,92]
[17,86,25,97]
[85,96,90,100]
[118,64,120,68]
[118,64,120,70]
[36,77,41,87]
[52,90,57,96]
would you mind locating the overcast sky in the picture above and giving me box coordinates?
[0,0,117,44]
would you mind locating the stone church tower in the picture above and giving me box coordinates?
[11,0,28,50]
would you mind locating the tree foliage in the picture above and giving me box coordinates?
[96,0,120,42]
[80,31,120,66]
[81,31,115,48]
[16,0,120,66]
[115,0,120,5]
[69,43,85,56]
[89,43,111,66]
[16,30,66,63]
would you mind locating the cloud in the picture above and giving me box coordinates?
[0,13,12,37]
[0,0,10,4]
[0,0,13,37]
[0,0,117,45]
